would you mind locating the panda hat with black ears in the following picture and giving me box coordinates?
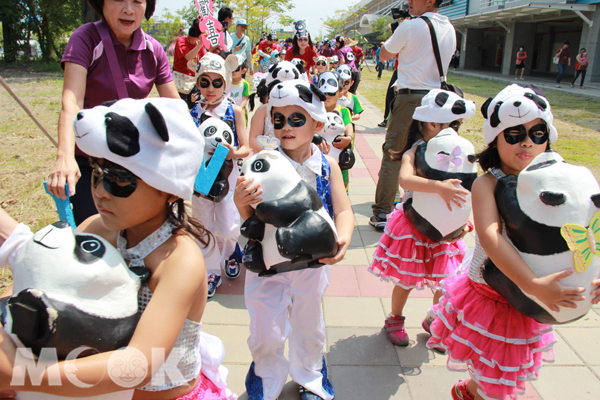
[412,89,476,123]
[481,84,558,145]
[74,98,204,201]
[267,79,328,123]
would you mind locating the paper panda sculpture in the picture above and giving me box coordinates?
[240,137,339,276]
[0,221,143,399]
[403,90,478,242]
[293,19,307,34]
[266,61,301,85]
[336,65,352,81]
[483,151,600,324]
[195,113,235,202]
[313,111,355,171]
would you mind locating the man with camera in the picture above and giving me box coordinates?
[370,0,456,229]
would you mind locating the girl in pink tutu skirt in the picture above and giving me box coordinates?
[369,89,476,347]
[427,84,600,400]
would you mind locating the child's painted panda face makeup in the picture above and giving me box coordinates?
[272,105,322,155]
[496,117,548,176]
[272,112,307,129]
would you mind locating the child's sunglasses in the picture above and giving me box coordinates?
[316,61,327,66]
[273,112,307,129]
[503,123,549,145]
[199,77,224,89]
[91,163,138,198]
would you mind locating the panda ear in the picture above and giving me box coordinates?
[296,84,313,103]
[223,119,234,131]
[490,101,503,128]
[480,97,493,119]
[144,102,169,142]
[198,112,213,125]
[591,193,600,208]
[267,79,281,95]
[101,100,118,107]
[269,63,278,74]
[310,83,326,102]
[224,54,239,71]
[435,92,449,107]
[295,62,306,74]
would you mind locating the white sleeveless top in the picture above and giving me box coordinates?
[467,168,507,285]
[117,220,231,394]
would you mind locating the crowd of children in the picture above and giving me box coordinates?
[2,25,600,400]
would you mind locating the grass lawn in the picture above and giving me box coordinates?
[359,65,600,180]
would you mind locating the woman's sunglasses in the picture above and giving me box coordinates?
[503,123,549,145]
[273,112,307,129]
[91,163,138,198]
[199,77,224,89]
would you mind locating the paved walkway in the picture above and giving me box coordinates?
[203,93,600,399]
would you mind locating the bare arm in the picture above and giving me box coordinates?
[227,105,250,159]
[47,62,87,199]
[0,209,18,247]
[249,105,267,153]
[472,174,585,312]
[319,156,354,265]
[398,148,468,210]
[184,41,204,61]
[156,81,180,99]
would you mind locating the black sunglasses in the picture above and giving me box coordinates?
[503,123,549,145]
[316,61,327,66]
[449,120,462,132]
[91,163,138,198]
[199,77,224,89]
[273,112,307,129]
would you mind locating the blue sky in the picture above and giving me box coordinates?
[154,0,341,38]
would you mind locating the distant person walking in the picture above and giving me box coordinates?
[515,45,527,80]
[375,43,384,80]
[571,47,589,89]
[555,41,571,87]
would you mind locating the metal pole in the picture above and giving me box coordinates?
[0,74,58,147]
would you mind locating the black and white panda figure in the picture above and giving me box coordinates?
[240,137,339,276]
[195,112,235,202]
[293,19,307,34]
[0,221,143,400]
[483,151,600,324]
[266,61,301,85]
[289,58,309,82]
[403,89,477,242]
[313,111,355,171]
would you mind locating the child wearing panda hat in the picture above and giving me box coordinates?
[248,61,305,153]
[0,98,236,399]
[427,84,600,400]
[369,89,476,348]
[190,52,251,297]
[234,79,354,400]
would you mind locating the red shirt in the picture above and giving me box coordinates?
[173,35,205,76]
[284,45,317,70]
[258,40,281,61]
[353,46,364,64]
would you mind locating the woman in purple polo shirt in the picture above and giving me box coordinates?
[48,0,178,225]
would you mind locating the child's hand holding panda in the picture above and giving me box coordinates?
[332,135,352,150]
[234,175,264,220]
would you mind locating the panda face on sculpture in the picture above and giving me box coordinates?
[197,116,234,163]
[267,61,301,85]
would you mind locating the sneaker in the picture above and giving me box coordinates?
[224,259,241,279]
[451,380,475,400]
[369,213,388,229]
[377,120,387,128]
[421,315,433,335]
[555,84,561,88]
[385,315,409,346]
[299,386,324,400]
[571,84,575,88]
[207,273,222,298]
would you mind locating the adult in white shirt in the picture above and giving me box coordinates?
[370,0,456,229]
[232,19,254,74]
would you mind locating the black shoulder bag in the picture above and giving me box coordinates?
[421,16,463,98]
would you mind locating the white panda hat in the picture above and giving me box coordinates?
[196,52,239,92]
[266,61,302,86]
[267,79,328,123]
[317,71,342,95]
[336,64,352,81]
[482,84,558,145]
[74,98,204,201]
[412,89,476,124]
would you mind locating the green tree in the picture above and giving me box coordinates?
[229,0,295,44]
[371,16,393,42]
[141,11,185,48]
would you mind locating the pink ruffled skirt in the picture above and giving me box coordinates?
[369,209,466,290]
[172,372,229,400]
[427,273,556,400]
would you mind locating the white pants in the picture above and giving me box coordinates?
[192,168,241,276]
[244,266,334,400]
